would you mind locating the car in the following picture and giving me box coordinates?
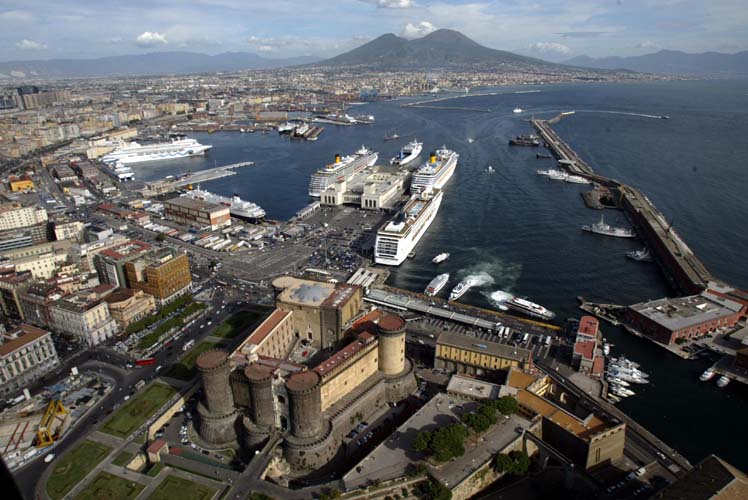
[190,443,197,449]
[44,454,55,463]
[181,439,189,444]
[123,395,130,401]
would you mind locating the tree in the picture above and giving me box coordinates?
[414,478,451,500]
[155,233,165,242]
[413,431,432,452]
[494,453,515,473]
[430,425,467,462]
[509,450,530,475]
[494,396,519,415]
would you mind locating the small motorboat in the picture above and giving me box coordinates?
[700,367,716,382]
[716,375,730,388]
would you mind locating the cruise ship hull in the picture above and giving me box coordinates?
[375,191,443,266]
[309,150,378,197]
[102,140,212,165]
[411,150,458,194]
[184,189,265,221]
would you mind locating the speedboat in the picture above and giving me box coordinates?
[700,367,716,382]
[513,108,523,113]
[449,279,475,301]
[432,252,450,264]
[467,138,475,143]
[716,375,730,388]
[608,377,630,387]
[610,386,635,397]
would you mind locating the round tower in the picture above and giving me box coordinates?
[378,314,406,376]
[245,363,277,429]
[197,350,235,415]
[285,371,323,440]
[196,349,238,446]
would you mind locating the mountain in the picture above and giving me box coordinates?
[314,29,556,70]
[565,50,748,75]
[0,52,322,79]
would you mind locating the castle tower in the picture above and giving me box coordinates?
[378,314,406,376]
[285,371,323,439]
[196,349,238,446]
[245,363,277,429]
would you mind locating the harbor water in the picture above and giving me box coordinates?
[131,79,748,469]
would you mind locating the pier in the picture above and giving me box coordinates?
[142,161,253,196]
[531,115,713,295]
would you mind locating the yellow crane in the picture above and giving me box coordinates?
[35,400,68,448]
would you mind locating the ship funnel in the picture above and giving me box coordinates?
[429,153,436,164]
[335,154,341,164]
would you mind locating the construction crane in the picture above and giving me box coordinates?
[35,400,69,448]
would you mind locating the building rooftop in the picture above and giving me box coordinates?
[236,309,290,353]
[446,374,501,400]
[321,283,359,309]
[578,316,599,337]
[165,196,228,213]
[0,324,50,357]
[574,340,596,361]
[630,291,744,331]
[437,331,531,362]
[98,240,151,261]
[655,454,748,500]
[275,277,337,307]
[286,370,320,392]
[313,332,376,378]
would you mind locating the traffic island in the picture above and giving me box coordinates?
[46,440,112,499]
[100,383,178,439]
[73,471,145,500]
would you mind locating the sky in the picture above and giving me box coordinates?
[1,0,747,62]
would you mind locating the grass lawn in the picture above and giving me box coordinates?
[74,471,144,500]
[100,383,177,439]
[164,341,218,380]
[146,462,165,477]
[211,308,268,339]
[112,451,133,467]
[46,440,112,500]
[147,475,217,500]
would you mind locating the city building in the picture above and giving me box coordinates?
[230,309,295,362]
[0,271,33,320]
[655,454,748,499]
[435,331,532,379]
[0,203,48,232]
[0,324,60,396]
[506,368,626,470]
[627,287,746,345]
[8,177,35,192]
[53,220,85,242]
[18,283,66,328]
[49,291,118,346]
[163,197,231,230]
[104,288,156,330]
[125,248,192,304]
[272,276,363,350]
[572,316,604,376]
[320,168,408,210]
[94,240,152,287]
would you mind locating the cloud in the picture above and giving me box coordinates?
[0,10,33,22]
[529,41,572,55]
[257,45,273,53]
[363,0,414,8]
[16,39,46,51]
[556,31,610,38]
[635,40,659,49]
[402,21,436,39]
[135,31,168,47]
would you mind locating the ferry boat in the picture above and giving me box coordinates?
[537,168,566,179]
[410,146,459,194]
[700,367,716,382]
[626,248,654,262]
[309,146,378,197]
[504,296,556,320]
[391,140,423,167]
[582,215,636,238]
[101,161,134,181]
[716,375,730,388]
[183,186,265,221]
[374,189,443,266]
[449,278,475,302]
[425,273,450,296]
[101,138,212,165]
[432,252,450,264]
[278,122,296,134]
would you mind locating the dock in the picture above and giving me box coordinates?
[142,161,253,196]
[531,115,713,295]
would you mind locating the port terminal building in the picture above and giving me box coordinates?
[319,166,408,210]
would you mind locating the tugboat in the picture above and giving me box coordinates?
[509,135,540,147]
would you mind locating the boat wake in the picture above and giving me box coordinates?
[577,109,666,119]
[463,271,494,287]
[487,290,513,310]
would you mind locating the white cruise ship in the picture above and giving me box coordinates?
[410,146,458,194]
[100,162,134,181]
[183,186,265,221]
[375,189,443,266]
[308,146,378,197]
[390,140,423,167]
[101,138,212,165]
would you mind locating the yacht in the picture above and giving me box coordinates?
[504,296,556,320]
[582,215,636,238]
[425,273,450,296]
[610,386,635,397]
[432,252,450,264]
[410,146,459,194]
[626,248,654,262]
[608,377,630,387]
[603,343,611,356]
[608,394,621,404]
[101,138,212,165]
[390,140,423,167]
[700,367,716,382]
[716,375,730,388]
[449,278,475,302]
[374,190,443,266]
[309,146,378,197]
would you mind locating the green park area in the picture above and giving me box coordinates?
[138,300,206,349]
[211,308,268,339]
[164,341,218,380]
[100,383,177,439]
[112,451,133,467]
[46,440,112,500]
[147,475,218,500]
[74,471,144,500]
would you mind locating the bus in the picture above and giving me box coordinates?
[183,339,195,352]
[135,358,156,366]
